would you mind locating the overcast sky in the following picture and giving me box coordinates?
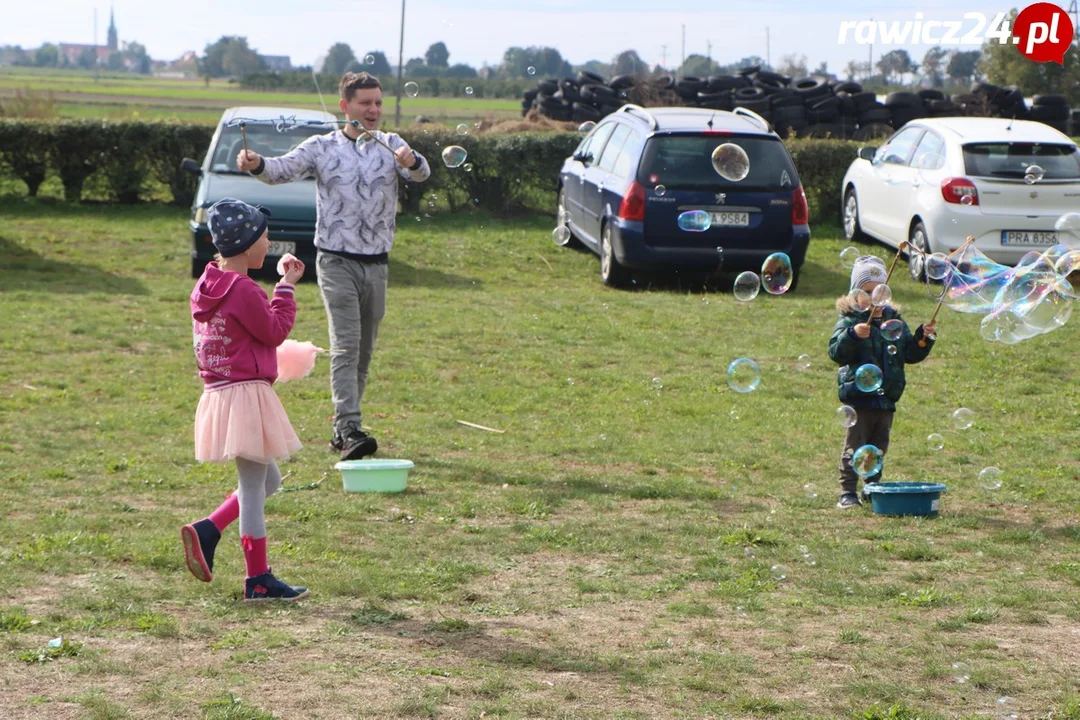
[5,1,1075,74]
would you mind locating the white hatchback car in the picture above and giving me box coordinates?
[840,117,1080,280]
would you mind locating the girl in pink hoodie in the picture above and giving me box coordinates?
[181,197,309,603]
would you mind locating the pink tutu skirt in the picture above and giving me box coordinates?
[194,380,302,464]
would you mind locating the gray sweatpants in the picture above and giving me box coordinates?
[316,251,388,435]
[236,457,282,538]
[837,407,894,495]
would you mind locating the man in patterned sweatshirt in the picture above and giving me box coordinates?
[237,72,431,461]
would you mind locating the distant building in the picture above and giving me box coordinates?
[260,55,292,72]
[58,4,118,66]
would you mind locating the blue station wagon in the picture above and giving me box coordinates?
[556,105,811,288]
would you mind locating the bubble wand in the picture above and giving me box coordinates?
[240,121,248,156]
[869,242,908,320]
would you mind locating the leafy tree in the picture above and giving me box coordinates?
[33,44,59,68]
[124,41,151,74]
[106,52,126,71]
[77,47,98,70]
[323,42,357,76]
[501,46,572,78]
[680,54,718,78]
[445,63,477,78]
[425,42,449,68]
[360,50,391,76]
[921,46,949,88]
[202,36,264,78]
[777,53,808,78]
[877,49,916,84]
[612,49,648,76]
[946,50,981,85]
[576,59,611,78]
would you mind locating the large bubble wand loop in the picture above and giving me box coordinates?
[347,120,396,155]
[927,236,976,327]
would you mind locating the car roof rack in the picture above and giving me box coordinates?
[732,106,772,133]
[618,104,658,130]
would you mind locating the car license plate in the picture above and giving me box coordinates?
[268,241,295,256]
[710,212,749,227]
[1001,231,1057,246]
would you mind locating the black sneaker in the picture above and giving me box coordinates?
[339,423,378,461]
[836,492,862,510]
[244,570,309,603]
[181,518,221,583]
[329,429,344,453]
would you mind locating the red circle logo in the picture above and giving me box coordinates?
[1013,2,1075,65]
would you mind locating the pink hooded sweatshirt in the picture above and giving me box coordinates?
[190,263,296,389]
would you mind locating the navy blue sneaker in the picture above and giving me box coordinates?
[244,571,309,603]
[836,492,862,510]
[181,519,220,583]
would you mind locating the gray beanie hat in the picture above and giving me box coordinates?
[850,255,887,290]
[207,197,271,258]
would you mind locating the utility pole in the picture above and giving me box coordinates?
[680,25,685,80]
[707,40,712,62]
[661,44,667,69]
[394,0,406,127]
[1070,0,1080,46]
[93,9,99,83]
[766,27,770,69]
[868,17,873,82]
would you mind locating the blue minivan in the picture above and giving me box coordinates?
[556,105,811,288]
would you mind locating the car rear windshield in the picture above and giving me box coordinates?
[636,134,799,190]
[962,142,1080,179]
[210,123,331,173]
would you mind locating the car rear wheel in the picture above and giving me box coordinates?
[843,188,867,242]
[600,222,630,288]
[908,220,932,286]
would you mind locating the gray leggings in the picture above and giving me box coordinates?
[235,457,282,539]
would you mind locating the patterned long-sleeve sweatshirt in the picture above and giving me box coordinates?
[252,129,431,255]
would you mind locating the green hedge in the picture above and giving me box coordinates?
[0,120,861,223]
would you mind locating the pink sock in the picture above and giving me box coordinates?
[207,492,239,532]
[241,535,269,578]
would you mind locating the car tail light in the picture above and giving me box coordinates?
[941,177,979,205]
[792,185,809,225]
[618,180,646,221]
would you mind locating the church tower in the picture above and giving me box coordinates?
[107,5,118,51]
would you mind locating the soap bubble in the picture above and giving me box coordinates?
[465,86,474,95]
[840,247,861,269]
[1024,165,1045,184]
[678,210,712,232]
[952,661,971,684]
[887,344,897,355]
[577,121,596,134]
[870,284,892,306]
[527,66,536,75]
[926,253,952,281]
[654,184,666,196]
[978,467,1002,490]
[848,289,871,312]
[770,564,788,581]
[927,433,944,451]
[733,271,761,301]
[836,405,857,428]
[404,81,419,98]
[796,354,812,370]
[851,445,883,478]
[854,364,883,393]
[761,252,793,295]
[552,226,571,245]
[960,195,974,206]
[727,358,760,393]
[881,318,904,341]
[803,483,818,499]
[463,163,473,172]
[952,407,974,430]
[711,142,750,181]
[455,123,470,136]
[1055,212,1080,242]
[441,145,468,168]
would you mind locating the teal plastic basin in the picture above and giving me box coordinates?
[864,482,948,517]
[335,459,413,493]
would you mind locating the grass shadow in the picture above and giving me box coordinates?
[0,235,148,295]
[389,257,483,290]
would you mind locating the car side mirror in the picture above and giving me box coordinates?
[857,147,878,161]
[181,158,202,176]
[573,152,592,164]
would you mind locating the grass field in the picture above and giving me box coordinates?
[2,198,1080,719]
[0,67,523,127]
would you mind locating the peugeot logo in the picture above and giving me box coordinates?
[1030,191,1039,199]
[715,193,726,204]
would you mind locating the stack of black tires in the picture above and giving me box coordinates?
[522,67,1078,139]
